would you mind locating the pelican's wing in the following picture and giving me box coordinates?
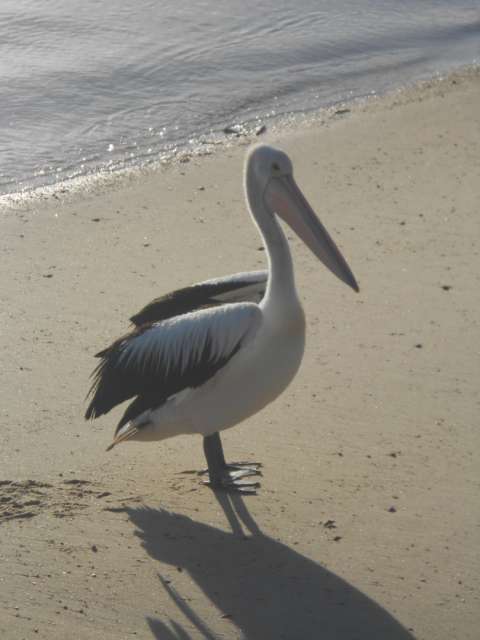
[85,303,262,433]
[130,270,267,326]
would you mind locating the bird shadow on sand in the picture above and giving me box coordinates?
[127,492,415,640]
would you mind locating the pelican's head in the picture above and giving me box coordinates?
[246,144,359,292]
[246,144,294,186]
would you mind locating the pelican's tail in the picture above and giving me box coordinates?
[106,424,139,452]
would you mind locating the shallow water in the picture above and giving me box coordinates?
[1,0,479,194]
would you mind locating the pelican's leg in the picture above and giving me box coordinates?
[202,432,262,493]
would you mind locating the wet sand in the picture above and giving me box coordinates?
[1,67,479,639]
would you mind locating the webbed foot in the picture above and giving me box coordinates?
[203,472,261,494]
[202,433,262,494]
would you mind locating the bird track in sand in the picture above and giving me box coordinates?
[0,479,116,523]
[0,474,198,523]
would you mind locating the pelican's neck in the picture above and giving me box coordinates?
[245,168,298,307]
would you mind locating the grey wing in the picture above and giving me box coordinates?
[130,270,268,326]
[86,303,262,433]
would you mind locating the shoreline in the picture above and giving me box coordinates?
[1,63,478,210]
[1,63,479,639]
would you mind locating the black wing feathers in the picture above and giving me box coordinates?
[86,272,265,432]
[130,272,267,326]
[85,324,243,433]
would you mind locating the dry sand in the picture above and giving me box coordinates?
[1,67,479,639]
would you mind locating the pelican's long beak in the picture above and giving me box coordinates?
[264,175,359,292]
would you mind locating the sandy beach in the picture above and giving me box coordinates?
[1,67,479,639]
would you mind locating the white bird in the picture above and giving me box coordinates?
[85,144,358,492]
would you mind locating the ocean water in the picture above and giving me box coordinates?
[1,0,479,195]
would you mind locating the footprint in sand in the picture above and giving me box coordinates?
[0,479,115,523]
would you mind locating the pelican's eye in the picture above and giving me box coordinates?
[272,162,281,172]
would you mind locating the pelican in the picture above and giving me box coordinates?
[85,144,358,492]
